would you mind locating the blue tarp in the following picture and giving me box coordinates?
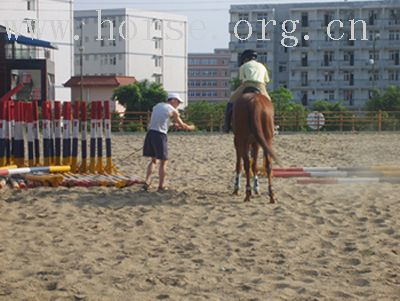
[3,33,58,49]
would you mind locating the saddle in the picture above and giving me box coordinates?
[242,86,261,94]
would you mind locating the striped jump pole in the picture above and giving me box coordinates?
[14,101,25,167]
[33,101,40,166]
[62,102,72,166]
[273,167,400,178]
[0,100,5,167]
[25,102,34,167]
[96,101,104,173]
[89,101,97,173]
[0,165,70,177]
[54,101,62,166]
[298,177,400,185]
[8,101,14,166]
[104,100,113,174]
[80,101,88,173]
[71,101,80,172]
[42,101,52,166]
[48,101,55,164]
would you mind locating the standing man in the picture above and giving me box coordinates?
[224,49,271,132]
[142,93,195,192]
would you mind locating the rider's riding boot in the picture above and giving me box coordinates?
[223,102,233,133]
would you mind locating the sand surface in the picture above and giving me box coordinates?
[1,133,399,301]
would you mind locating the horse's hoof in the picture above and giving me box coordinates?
[232,190,239,196]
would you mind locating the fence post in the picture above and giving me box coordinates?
[352,114,355,132]
[296,111,299,131]
[340,113,343,132]
[378,110,382,131]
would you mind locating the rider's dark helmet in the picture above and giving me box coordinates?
[239,49,258,66]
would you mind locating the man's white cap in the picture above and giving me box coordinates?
[167,92,184,103]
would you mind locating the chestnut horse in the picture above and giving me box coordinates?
[232,89,276,203]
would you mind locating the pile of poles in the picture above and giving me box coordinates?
[0,100,142,189]
[271,166,400,184]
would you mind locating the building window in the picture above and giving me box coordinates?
[256,12,268,20]
[279,63,287,72]
[301,52,308,66]
[389,70,399,81]
[324,90,335,101]
[325,71,333,82]
[344,90,354,105]
[389,31,400,40]
[390,50,400,65]
[389,9,400,25]
[301,12,309,27]
[324,12,334,27]
[344,51,354,65]
[368,10,377,26]
[154,74,162,84]
[301,92,308,106]
[154,19,162,31]
[27,0,35,11]
[323,51,334,66]
[154,56,162,67]
[154,38,162,49]
[238,13,249,21]
[301,72,308,86]
[26,19,36,33]
[258,53,268,64]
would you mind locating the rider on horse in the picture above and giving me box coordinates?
[224,49,271,133]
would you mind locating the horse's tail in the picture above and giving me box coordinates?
[249,95,277,162]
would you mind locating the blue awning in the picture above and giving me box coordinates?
[3,34,58,50]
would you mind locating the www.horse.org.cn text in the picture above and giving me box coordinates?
[233,19,370,48]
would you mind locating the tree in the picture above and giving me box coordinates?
[229,76,241,91]
[185,101,226,131]
[312,100,347,112]
[311,100,350,131]
[365,86,400,111]
[112,80,167,112]
[269,87,307,131]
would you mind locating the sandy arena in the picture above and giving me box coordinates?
[0,133,399,301]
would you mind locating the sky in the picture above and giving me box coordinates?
[74,0,373,52]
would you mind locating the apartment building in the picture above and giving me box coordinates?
[0,0,74,101]
[229,0,400,108]
[74,9,188,106]
[188,48,231,103]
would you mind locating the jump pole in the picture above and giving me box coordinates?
[96,101,103,173]
[54,101,62,166]
[89,101,97,173]
[71,101,80,172]
[25,102,34,167]
[33,101,40,166]
[62,102,72,166]
[0,100,5,166]
[42,101,51,166]
[80,101,88,173]
[104,100,113,174]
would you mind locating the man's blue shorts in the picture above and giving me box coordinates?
[143,130,168,160]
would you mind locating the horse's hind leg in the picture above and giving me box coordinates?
[251,143,260,195]
[243,146,251,202]
[233,139,241,195]
[265,153,276,204]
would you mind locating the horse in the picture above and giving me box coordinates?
[232,87,276,203]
